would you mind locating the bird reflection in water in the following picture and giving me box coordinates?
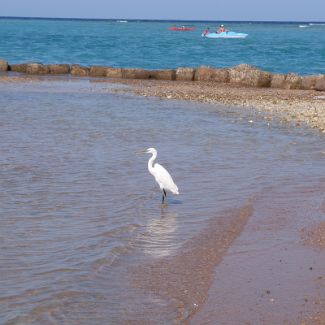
[141,207,179,258]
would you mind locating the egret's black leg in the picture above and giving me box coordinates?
[162,189,167,204]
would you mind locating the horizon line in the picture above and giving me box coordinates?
[0,16,324,23]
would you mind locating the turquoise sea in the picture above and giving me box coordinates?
[0,18,325,75]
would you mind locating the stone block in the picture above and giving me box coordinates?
[9,64,27,73]
[176,67,195,81]
[0,59,8,71]
[229,64,271,87]
[150,69,176,80]
[26,63,50,74]
[48,64,70,74]
[194,66,230,83]
[71,65,89,76]
[122,68,150,79]
[106,67,123,78]
[271,74,286,88]
[89,66,108,77]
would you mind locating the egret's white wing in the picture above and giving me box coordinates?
[153,163,179,194]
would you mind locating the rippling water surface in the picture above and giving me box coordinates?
[0,78,324,324]
[0,18,325,74]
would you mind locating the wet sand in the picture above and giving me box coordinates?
[132,187,325,324]
[189,185,325,325]
[132,202,253,323]
[302,221,325,250]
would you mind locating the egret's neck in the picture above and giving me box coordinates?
[148,151,157,175]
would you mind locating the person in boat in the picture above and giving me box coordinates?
[217,24,228,33]
[203,27,210,36]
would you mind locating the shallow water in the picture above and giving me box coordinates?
[0,18,325,74]
[0,78,324,324]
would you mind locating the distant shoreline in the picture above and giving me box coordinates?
[0,16,324,24]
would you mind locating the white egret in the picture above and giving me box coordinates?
[145,148,179,204]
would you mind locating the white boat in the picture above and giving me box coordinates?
[202,31,248,39]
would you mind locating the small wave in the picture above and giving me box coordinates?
[0,287,50,303]
[35,268,79,276]
[91,244,132,274]
[97,223,140,238]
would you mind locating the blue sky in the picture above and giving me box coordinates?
[1,0,325,21]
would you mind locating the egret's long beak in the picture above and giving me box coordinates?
[136,149,147,155]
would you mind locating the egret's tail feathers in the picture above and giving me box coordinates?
[172,186,179,195]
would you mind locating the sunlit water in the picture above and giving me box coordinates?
[0,18,325,74]
[0,78,324,324]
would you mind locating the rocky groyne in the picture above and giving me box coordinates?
[1,59,325,91]
[1,58,325,133]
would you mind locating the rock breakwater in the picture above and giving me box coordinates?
[1,58,325,133]
[1,59,324,91]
